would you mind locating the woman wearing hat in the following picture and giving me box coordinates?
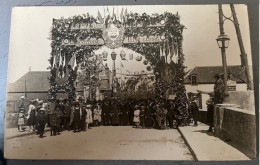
[206,95,214,132]
[86,104,93,130]
[72,101,81,132]
[93,104,102,126]
[133,105,140,128]
[18,108,25,132]
[27,100,37,132]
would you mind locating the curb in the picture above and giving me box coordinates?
[6,128,51,139]
[177,127,198,161]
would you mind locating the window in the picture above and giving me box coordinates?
[191,75,197,85]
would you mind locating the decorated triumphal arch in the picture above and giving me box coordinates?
[48,10,188,118]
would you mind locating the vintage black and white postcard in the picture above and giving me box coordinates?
[4,5,256,160]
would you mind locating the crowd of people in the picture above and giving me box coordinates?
[16,73,223,138]
[17,95,203,138]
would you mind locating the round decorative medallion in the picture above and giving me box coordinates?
[159,63,177,82]
[102,22,125,49]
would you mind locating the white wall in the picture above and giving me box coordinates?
[185,83,247,110]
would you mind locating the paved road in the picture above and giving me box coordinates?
[5,126,193,160]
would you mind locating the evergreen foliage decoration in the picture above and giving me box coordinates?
[48,11,189,124]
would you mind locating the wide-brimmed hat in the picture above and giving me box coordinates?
[40,107,45,111]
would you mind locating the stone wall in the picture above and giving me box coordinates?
[214,105,256,159]
[225,91,255,112]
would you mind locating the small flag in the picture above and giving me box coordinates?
[52,55,56,68]
[63,55,66,77]
[125,8,127,16]
[73,57,77,70]
[97,10,104,23]
[112,7,115,20]
[104,8,106,18]
[170,38,174,59]
[162,42,166,62]
[160,45,162,57]
[107,7,110,17]
[120,7,124,22]
[59,54,62,67]
[167,40,171,64]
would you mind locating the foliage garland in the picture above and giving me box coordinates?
[48,11,188,121]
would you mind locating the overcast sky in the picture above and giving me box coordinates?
[7,5,252,83]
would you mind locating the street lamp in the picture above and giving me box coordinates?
[216,33,230,97]
[216,34,230,48]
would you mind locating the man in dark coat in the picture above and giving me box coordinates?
[59,99,66,131]
[46,99,55,127]
[120,100,130,125]
[72,101,81,132]
[80,103,87,131]
[111,100,120,125]
[166,100,174,128]
[189,96,199,126]
[63,99,72,130]
[144,99,155,128]
[155,104,163,129]
[102,100,110,126]
[128,99,135,125]
[49,112,58,136]
[214,74,224,104]
[139,104,146,128]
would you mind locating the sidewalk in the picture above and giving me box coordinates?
[178,122,250,161]
[5,126,50,139]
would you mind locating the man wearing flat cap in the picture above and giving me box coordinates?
[213,74,224,104]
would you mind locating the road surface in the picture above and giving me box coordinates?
[5,126,193,160]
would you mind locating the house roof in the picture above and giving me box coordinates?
[184,65,247,84]
[8,71,50,92]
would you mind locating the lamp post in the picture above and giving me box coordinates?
[111,51,117,94]
[217,4,230,97]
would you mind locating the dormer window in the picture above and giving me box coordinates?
[191,75,197,86]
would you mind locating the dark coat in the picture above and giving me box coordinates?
[73,107,81,127]
[206,99,214,124]
[111,103,120,125]
[120,103,130,125]
[189,101,199,120]
[36,110,47,133]
[102,103,111,124]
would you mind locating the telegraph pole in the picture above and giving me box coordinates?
[230,4,254,90]
[218,4,229,95]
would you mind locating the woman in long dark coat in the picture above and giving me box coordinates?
[111,100,120,125]
[206,97,214,132]
[102,100,110,126]
[189,96,199,126]
[36,107,47,138]
[120,100,130,125]
[73,101,81,132]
